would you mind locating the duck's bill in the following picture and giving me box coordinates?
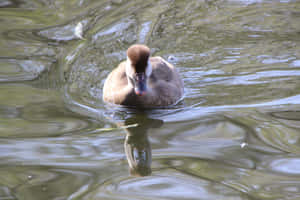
[135,83,146,96]
[134,73,147,96]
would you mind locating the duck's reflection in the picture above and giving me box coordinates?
[123,114,163,176]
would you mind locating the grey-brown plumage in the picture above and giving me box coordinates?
[103,44,184,108]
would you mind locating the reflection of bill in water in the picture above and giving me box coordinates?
[124,114,163,176]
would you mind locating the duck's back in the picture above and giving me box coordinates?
[148,57,184,103]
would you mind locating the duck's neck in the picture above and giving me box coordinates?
[125,58,134,88]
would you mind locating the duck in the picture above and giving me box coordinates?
[103,44,184,108]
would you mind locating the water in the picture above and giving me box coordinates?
[1,0,300,199]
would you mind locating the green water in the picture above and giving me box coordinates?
[1,0,300,199]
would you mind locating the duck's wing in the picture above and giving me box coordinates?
[148,57,184,105]
[150,56,183,90]
[103,61,132,104]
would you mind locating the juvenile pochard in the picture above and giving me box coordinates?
[103,44,183,108]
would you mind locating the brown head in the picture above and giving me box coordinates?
[126,44,152,96]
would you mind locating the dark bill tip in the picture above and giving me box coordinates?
[135,88,146,96]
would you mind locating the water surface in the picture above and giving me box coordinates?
[0,0,300,199]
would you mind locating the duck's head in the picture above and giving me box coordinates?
[126,44,152,96]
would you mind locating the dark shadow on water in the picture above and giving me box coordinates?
[123,113,163,176]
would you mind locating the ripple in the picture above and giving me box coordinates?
[38,20,90,41]
[271,111,300,120]
[150,117,256,168]
[92,16,137,44]
[85,170,250,200]
[261,183,300,200]
[0,0,13,7]
[271,158,300,175]
[290,60,300,67]
[167,156,300,200]
[228,111,300,154]
[0,186,16,200]
[220,58,238,64]
[0,58,51,82]
[270,111,300,129]
[0,166,93,200]
[224,70,300,85]
[255,122,300,154]
[257,55,295,65]
[0,133,125,167]
[0,84,97,137]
